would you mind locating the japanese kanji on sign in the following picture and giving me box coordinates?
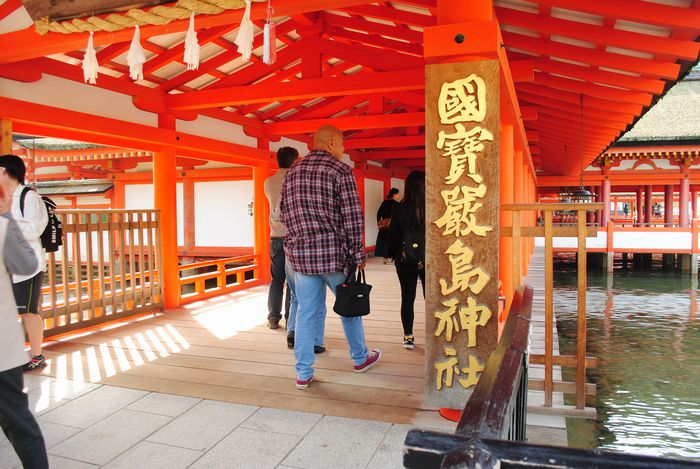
[425,60,500,408]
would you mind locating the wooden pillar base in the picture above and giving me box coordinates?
[679,254,691,272]
[691,254,698,277]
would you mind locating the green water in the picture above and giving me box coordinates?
[553,269,700,459]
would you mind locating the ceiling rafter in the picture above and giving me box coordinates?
[533,72,652,106]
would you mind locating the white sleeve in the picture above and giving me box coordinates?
[17,191,49,242]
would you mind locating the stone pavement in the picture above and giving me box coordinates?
[1,374,455,469]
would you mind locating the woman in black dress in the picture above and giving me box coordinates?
[387,171,425,349]
[374,188,400,263]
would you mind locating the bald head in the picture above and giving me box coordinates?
[313,125,345,160]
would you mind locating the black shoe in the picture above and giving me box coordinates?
[287,331,295,348]
[268,318,280,330]
[314,346,326,354]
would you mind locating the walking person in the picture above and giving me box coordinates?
[0,155,48,371]
[280,125,381,390]
[375,188,400,263]
[264,147,298,330]
[387,171,425,350]
[0,186,49,469]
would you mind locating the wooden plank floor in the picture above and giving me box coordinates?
[37,257,436,425]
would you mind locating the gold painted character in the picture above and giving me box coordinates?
[437,124,493,184]
[457,354,485,389]
[439,239,491,296]
[438,74,487,124]
[434,184,492,237]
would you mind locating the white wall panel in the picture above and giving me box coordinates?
[125,183,184,245]
[195,180,253,247]
[365,179,384,248]
[177,115,256,147]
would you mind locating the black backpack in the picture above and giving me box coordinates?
[400,228,425,270]
[20,186,63,253]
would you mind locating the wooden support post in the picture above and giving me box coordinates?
[636,187,643,225]
[253,138,271,284]
[182,173,195,256]
[680,177,690,228]
[154,114,179,309]
[664,184,674,226]
[353,166,366,247]
[601,177,611,227]
[645,185,653,226]
[513,149,524,285]
[0,119,12,154]
[692,190,698,221]
[500,123,514,312]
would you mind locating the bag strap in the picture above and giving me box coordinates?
[355,269,366,285]
[19,186,31,217]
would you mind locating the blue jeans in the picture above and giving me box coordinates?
[293,271,369,380]
[285,261,325,346]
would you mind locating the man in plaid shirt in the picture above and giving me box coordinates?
[280,125,381,389]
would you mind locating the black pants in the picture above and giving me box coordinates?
[397,269,425,336]
[0,366,48,469]
[268,237,291,321]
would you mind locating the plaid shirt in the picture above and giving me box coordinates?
[280,150,366,275]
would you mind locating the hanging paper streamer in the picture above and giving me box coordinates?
[263,1,276,65]
[127,25,146,80]
[82,31,99,84]
[184,13,200,70]
[234,0,254,61]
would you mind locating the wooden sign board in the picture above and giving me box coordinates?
[424,60,500,408]
[21,0,173,21]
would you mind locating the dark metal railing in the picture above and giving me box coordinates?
[404,285,699,468]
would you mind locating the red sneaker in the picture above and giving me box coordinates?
[354,349,381,373]
[296,376,314,390]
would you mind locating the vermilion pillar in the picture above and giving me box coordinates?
[500,123,514,309]
[154,114,179,308]
[253,164,271,283]
[664,185,674,226]
[353,165,366,247]
[645,185,653,225]
[680,177,690,228]
[692,190,697,220]
[636,188,643,225]
[183,175,195,254]
[0,119,11,154]
[601,178,611,227]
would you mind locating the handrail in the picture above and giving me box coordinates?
[178,254,261,304]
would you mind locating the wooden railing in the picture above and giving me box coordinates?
[178,254,261,304]
[502,202,603,410]
[42,209,163,337]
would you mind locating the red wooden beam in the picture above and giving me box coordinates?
[165,68,425,111]
[328,27,423,56]
[264,112,425,135]
[534,72,651,106]
[530,0,700,30]
[316,38,424,71]
[341,5,435,28]
[144,25,234,75]
[517,90,635,124]
[496,7,699,61]
[516,82,642,116]
[0,0,21,20]
[502,31,680,80]
[321,12,423,43]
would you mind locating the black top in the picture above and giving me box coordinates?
[376,199,399,222]
[386,203,425,274]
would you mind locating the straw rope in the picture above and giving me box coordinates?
[34,0,264,35]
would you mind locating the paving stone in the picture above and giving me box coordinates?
[44,455,99,469]
[240,407,323,437]
[28,379,100,417]
[127,392,201,417]
[147,400,258,451]
[0,436,21,468]
[50,409,171,465]
[190,426,300,469]
[38,421,82,449]
[282,415,391,469]
[367,424,411,469]
[39,385,147,428]
[104,441,203,469]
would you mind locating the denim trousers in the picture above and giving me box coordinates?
[293,271,369,380]
[285,261,325,346]
[268,237,291,321]
[0,366,48,469]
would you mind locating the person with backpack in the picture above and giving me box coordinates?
[0,155,48,371]
[386,170,425,350]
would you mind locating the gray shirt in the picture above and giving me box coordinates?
[2,212,38,275]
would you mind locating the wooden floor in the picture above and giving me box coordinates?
[37,257,436,425]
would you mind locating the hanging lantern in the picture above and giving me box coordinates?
[263,1,276,65]
[234,0,254,61]
[127,25,146,81]
[184,13,200,71]
[82,31,99,84]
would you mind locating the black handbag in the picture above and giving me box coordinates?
[333,269,372,317]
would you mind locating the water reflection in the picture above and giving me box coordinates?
[554,270,700,459]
